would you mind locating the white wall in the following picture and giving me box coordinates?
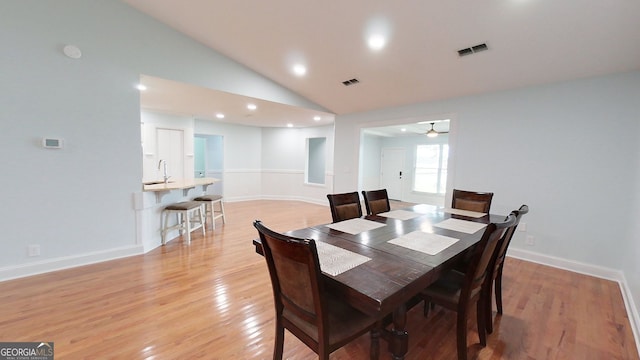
[194,120,263,201]
[141,111,195,182]
[360,133,383,190]
[261,126,335,204]
[193,121,335,204]
[335,71,640,318]
[0,0,325,279]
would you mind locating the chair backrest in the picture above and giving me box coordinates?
[326,192,363,223]
[460,213,517,305]
[452,189,494,213]
[253,220,329,342]
[491,205,529,276]
[361,189,391,216]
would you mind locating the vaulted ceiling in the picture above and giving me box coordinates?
[123,0,640,126]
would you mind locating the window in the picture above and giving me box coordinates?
[414,144,448,194]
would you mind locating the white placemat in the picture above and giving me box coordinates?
[377,210,421,220]
[316,241,371,276]
[326,218,386,235]
[443,208,487,218]
[388,231,459,255]
[433,218,487,234]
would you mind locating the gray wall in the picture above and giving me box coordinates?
[0,0,322,271]
[335,71,640,318]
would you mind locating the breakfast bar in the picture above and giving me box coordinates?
[134,178,220,251]
[143,177,219,201]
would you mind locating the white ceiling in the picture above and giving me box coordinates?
[125,0,640,128]
[139,75,335,128]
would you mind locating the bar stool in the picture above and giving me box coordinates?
[161,201,205,245]
[193,194,226,229]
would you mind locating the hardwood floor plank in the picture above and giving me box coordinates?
[0,200,636,359]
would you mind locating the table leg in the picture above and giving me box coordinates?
[388,303,408,360]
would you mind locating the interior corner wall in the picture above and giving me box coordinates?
[260,125,335,204]
[0,0,325,279]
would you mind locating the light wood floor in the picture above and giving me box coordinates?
[0,200,637,359]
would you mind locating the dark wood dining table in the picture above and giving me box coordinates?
[253,203,504,359]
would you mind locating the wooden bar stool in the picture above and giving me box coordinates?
[161,201,205,245]
[193,194,226,229]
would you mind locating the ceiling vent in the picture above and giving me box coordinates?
[457,42,489,57]
[342,78,360,86]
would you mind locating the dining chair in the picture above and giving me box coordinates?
[253,220,380,360]
[361,189,391,216]
[451,189,494,213]
[420,213,517,360]
[484,204,529,334]
[326,192,363,223]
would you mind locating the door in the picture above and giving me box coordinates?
[380,148,405,200]
[157,128,184,181]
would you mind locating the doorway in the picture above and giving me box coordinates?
[358,118,452,206]
[157,128,185,181]
[194,134,224,195]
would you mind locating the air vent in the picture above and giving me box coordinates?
[342,78,360,86]
[457,42,489,57]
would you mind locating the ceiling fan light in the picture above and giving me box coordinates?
[426,122,438,137]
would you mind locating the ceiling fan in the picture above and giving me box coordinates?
[425,122,449,137]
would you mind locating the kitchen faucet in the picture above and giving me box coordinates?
[158,159,170,183]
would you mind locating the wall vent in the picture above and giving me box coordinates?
[458,42,489,57]
[342,78,360,86]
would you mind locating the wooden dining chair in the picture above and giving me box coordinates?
[451,189,494,213]
[253,220,381,360]
[484,204,529,334]
[420,213,517,360]
[361,189,391,216]
[326,192,363,223]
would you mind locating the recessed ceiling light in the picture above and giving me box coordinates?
[136,84,147,91]
[368,35,386,50]
[313,116,321,121]
[216,113,225,119]
[287,123,293,128]
[63,45,82,59]
[247,104,257,110]
[401,128,406,132]
[365,16,391,51]
[292,64,307,76]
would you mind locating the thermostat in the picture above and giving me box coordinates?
[42,138,63,149]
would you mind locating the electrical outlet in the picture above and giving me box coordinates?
[519,222,527,232]
[525,235,535,246]
[28,244,41,257]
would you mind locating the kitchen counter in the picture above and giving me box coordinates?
[134,177,222,251]
[142,177,219,192]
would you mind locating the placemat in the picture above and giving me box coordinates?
[433,218,487,234]
[377,209,421,220]
[316,241,371,276]
[388,231,459,255]
[326,218,386,235]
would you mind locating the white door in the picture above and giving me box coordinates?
[157,128,184,181]
[380,148,405,200]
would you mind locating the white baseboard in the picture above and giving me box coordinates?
[0,245,143,282]
[508,247,640,356]
[224,195,328,207]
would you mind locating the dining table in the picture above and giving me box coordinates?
[253,203,504,359]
